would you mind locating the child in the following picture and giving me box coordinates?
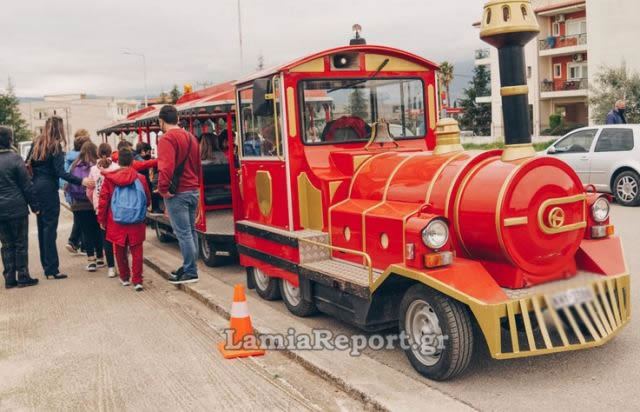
[87,143,119,278]
[98,148,151,291]
[67,141,104,272]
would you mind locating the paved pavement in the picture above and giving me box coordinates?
[0,209,367,411]
[144,204,639,411]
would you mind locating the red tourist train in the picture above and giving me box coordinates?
[100,0,630,380]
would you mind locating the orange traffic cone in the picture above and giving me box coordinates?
[218,284,266,359]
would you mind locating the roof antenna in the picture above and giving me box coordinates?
[350,24,366,45]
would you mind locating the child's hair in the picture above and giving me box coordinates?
[118,148,134,167]
[72,141,98,169]
[0,126,13,149]
[136,142,151,154]
[73,129,91,152]
[97,143,113,169]
[117,140,133,151]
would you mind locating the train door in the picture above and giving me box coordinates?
[237,76,291,229]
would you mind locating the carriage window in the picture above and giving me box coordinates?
[300,78,425,144]
[239,82,282,157]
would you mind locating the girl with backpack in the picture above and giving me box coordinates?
[67,141,104,272]
[87,143,119,278]
[97,148,151,292]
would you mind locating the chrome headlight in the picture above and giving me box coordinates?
[591,197,610,222]
[421,220,449,249]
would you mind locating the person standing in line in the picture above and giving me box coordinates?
[156,105,202,284]
[98,148,151,292]
[28,116,95,280]
[606,100,627,124]
[0,127,40,289]
[135,141,160,212]
[87,143,119,278]
[64,129,91,255]
[67,141,104,272]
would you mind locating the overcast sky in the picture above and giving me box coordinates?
[1,0,486,98]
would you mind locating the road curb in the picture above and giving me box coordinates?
[143,254,473,412]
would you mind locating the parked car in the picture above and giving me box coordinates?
[544,125,640,206]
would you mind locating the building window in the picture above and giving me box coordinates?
[552,22,560,36]
[553,64,562,79]
[527,66,532,79]
[566,19,587,36]
[567,63,588,80]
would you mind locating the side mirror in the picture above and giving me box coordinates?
[252,78,274,117]
[547,145,557,154]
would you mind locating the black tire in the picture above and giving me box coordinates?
[199,235,226,267]
[247,267,281,300]
[399,284,474,381]
[280,278,317,317]
[613,170,640,206]
[155,222,172,243]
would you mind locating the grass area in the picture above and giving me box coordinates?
[462,140,556,152]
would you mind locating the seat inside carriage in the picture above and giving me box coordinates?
[198,127,233,207]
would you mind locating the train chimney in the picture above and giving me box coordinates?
[480,0,539,161]
[433,118,464,155]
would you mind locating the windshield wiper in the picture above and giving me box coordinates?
[327,58,390,93]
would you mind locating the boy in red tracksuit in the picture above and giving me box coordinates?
[98,149,151,291]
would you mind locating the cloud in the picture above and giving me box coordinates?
[1,0,484,97]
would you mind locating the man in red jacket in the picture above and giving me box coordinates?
[156,105,202,284]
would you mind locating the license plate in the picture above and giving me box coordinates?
[551,287,593,309]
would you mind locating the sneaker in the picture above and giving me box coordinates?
[107,268,117,278]
[120,279,131,286]
[134,283,144,292]
[168,272,199,285]
[96,259,106,268]
[86,262,97,272]
[171,267,183,276]
[65,243,78,254]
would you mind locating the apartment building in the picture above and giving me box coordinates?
[473,0,640,138]
[19,94,139,143]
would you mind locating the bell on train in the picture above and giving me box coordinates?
[365,119,399,149]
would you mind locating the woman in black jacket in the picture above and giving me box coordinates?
[0,127,39,288]
[28,116,94,279]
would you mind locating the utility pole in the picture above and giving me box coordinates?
[123,51,148,107]
[237,0,244,72]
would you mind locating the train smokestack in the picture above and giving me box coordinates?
[480,0,539,161]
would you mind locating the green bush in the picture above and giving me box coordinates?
[549,113,562,129]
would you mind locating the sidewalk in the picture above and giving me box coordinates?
[143,232,473,412]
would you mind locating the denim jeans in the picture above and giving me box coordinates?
[165,191,199,276]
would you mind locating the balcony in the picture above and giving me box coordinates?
[475,48,490,65]
[539,33,587,57]
[540,78,588,99]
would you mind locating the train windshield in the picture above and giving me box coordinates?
[299,78,425,144]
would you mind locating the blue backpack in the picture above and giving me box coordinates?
[111,179,147,224]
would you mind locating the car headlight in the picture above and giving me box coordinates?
[591,197,610,222]
[421,220,449,249]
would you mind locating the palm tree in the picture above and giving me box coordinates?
[439,61,455,109]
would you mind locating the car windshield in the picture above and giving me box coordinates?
[299,78,426,144]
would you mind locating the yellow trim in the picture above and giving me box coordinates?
[289,57,324,73]
[453,156,499,256]
[501,85,529,96]
[255,170,272,217]
[297,172,324,230]
[286,87,297,137]
[382,153,420,201]
[503,216,528,227]
[364,54,429,72]
[501,143,536,162]
[328,181,341,203]
[537,194,587,235]
[425,152,465,204]
[352,154,371,172]
[427,84,436,130]
[444,154,482,218]
[480,24,539,38]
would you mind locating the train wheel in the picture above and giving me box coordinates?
[399,284,473,381]
[280,279,317,317]
[247,267,281,300]
[199,235,225,267]
[155,222,172,243]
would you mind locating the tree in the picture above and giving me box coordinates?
[458,65,492,136]
[0,78,31,143]
[347,88,369,119]
[158,90,169,104]
[590,63,640,124]
[169,85,182,104]
[439,61,454,108]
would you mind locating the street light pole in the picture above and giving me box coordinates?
[123,51,148,107]
[237,0,244,72]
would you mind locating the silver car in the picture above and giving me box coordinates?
[545,125,640,206]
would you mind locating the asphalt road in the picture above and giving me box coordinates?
[150,204,639,411]
[0,210,366,411]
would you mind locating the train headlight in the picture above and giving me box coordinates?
[421,220,449,250]
[591,198,610,223]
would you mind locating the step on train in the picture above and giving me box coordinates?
[99,0,630,380]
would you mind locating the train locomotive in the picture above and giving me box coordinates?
[99,0,630,380]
